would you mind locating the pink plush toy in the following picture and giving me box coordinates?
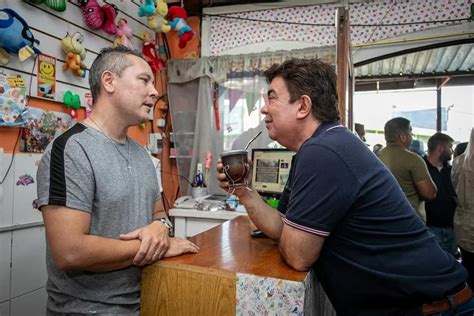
[114,18,133,49]
[79,0,118,35]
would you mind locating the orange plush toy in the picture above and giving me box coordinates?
[61,32,87,77]
[166,6,194,49]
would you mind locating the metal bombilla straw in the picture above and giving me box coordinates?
[244,131,263,151]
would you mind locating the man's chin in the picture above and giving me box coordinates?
[130,115,148,126]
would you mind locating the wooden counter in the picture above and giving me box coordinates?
[141,216,335,315]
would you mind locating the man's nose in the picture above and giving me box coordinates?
[150,85,159,99]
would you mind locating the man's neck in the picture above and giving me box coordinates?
[86,105,129,143]
[386,141,407,149]
[293,119,321,152]
[426,154,442,168]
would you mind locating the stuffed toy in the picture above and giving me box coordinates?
[61,32,87,77]
[138,0,156,17]
[147,0,171,33]
[0,8,41,65]
[63,90,81,118]
[79,0,118,35]
[114,18,134,49]
[139,31,164,73]
[25,0,67,12]
[167,6,194,49]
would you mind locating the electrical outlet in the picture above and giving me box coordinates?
[157,118,166,128]
[148,133,163,154]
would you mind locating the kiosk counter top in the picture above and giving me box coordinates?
[162,215,307,282]
[141,216,335,316]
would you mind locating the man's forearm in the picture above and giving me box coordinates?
[239,189,284,240]
[54,235,141,272]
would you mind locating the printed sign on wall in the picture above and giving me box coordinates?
[36,54,57,100]
[0,73,28,127]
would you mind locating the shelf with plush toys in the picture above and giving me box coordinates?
[0,1,177,143]
[0,0,197,211]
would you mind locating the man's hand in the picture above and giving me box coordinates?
[164,237,199,258]
[119,221,170,266]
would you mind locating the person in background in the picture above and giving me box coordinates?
[216,59,473,315]
[379,117,437,221]
[354,122,367,143]
[409,139,425,156]
[35,46,198,315]
[372,143,383,157]
[423,133,457,256]
[452,128,474,289]
[454,142,468,159]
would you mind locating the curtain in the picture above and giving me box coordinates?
[167,46,336,195]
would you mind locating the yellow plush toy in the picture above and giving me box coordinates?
[61,32,87,77]
[147,0,171,33]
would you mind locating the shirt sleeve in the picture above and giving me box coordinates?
[284,144,361,237]
[410,154,432,183]
[36,138,94,213]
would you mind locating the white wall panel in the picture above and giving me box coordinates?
[11,227,46,298]
[0,153,14,228]
[12,154,42,225]
[10,287,46,316]
[0,232,12,303]
[0,301,10,316]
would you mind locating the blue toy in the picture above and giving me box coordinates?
[138,0,156,17]
[0,8,41,65]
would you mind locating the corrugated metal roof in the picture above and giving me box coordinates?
[355,43,474,79]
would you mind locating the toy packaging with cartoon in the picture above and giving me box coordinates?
[0,72,28,127]
[20,107,75,153]
[37,54,57,99]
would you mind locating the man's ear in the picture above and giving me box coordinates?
[101,70,115,94]
[296,95,312,119]
[399,133,408,143]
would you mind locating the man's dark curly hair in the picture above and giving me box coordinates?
[264,59,340,122]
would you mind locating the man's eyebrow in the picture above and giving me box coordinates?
[138,72,153,80]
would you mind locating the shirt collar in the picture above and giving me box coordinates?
[311,120,342,139]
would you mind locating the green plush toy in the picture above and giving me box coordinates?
[25,0,67,12]
[63,90,81,119]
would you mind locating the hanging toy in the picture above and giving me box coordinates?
[61,32,87,77]
[25,0,67,12]
[139,31,164,73]
[138,0,156,17]
[78,0,118,35]
[0,8,41,65]
[147,0,171,33]
[63,90,81,119]
[166,6,194,49]
[114,18,134,49]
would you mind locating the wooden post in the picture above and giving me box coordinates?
[336,7,353,128]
